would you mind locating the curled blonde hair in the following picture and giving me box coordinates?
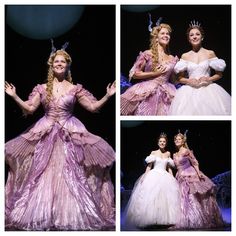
[46,50,73,105]
[149,23,172,72]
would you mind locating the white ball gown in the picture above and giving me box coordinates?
[169,58,231,115]
[124,155,180,228]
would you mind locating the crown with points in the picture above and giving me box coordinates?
[158,132,168,141]
[160,132,167,137]
[189,20,201,28]
[50,39,69,55]
[178,129,188,140]
[148,13,163,32]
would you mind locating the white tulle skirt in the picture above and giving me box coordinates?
[169,83,231,115]
[124,168,181,228]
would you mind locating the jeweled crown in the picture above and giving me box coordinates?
[189,20,201,28]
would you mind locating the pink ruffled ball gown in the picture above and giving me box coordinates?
[173,149,224,229]
[120,50,177,116]
[5,84,115,231]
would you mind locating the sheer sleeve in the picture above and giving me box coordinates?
[145,154,156,164]
[75,84,99,112]
[174,59,187,74]
[24,84,41,115]
[209,57,226,71]
[187,150,199,167]
[129,51,149,80]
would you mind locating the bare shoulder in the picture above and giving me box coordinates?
[168,54,175,60]
[150,150,158,155]
[206,49,217,59]
[64,81,76,90]
[181,51,191,60]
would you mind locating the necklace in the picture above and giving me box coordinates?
[54,82,63,93]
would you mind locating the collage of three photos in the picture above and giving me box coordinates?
[4,4,232,232]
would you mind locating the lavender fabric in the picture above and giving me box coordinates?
[5,84,115,231]
[120,51,177,115]
[173,149,224,229]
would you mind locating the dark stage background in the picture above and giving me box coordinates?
[5,5,116,182]
[121,5,231,94]
[121,121,231,190]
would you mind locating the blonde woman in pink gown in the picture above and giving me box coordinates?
[120,20,177,116]
[5,48,116,231]
[173,131,224,229]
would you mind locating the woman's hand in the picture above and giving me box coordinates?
[106,81,116,97]
[154,64,168,77]
[186,78,201,88]
[5,82,17,98]
[198,77,212,87]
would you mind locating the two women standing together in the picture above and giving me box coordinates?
[120,18,231,116]
[124,132,224,230]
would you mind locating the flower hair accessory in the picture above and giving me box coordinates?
[189,20,201,28]
[50,39,69,55]
[148,13,163,32]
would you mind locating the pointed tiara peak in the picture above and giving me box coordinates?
[148,13,163,32]
[50,39,69,55]
[189,20,201,28]
[160,132,167,137]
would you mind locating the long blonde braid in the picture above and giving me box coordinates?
[45,50,73,105]
[149,24,172,72]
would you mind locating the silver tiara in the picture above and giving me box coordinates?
[148,13,163,32]
[189,20,201,28]
[160,132,167,137]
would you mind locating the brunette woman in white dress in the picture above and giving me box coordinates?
[124,133,180,229]
[169,20,231,115]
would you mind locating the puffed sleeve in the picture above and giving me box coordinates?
[187,150,199,167]
[24,84,41,115]
[145,154,156,164]
[75,84,99,112]
[209,57,226,71]
[174,59,187,74]
[129,51,149,80]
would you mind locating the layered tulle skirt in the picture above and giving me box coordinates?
[124,168,181,228]
[169,83,231,115]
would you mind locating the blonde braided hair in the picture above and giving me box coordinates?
[46,50,73,105]
[149,23,172,72]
